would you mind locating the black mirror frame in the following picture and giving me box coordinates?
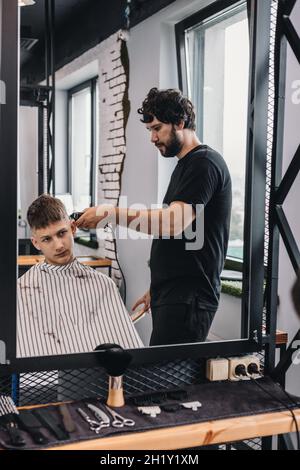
[0,0,272,377]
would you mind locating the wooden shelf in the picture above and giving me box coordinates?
[15,401,300,451]
[275,330,289,345]
[45,409,300,450]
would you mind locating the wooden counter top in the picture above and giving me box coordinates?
[46,409,300,450]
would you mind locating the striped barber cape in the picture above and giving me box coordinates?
[17,258,143,357]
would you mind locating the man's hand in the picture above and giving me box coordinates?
[132,290,151,318]
[76,205,115,229]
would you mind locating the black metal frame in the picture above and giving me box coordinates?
[67,78,98,207]
[20,85,51,196]
[265,0,300,375]
[19,0,56,198]
[1,339,261,375]
[45,0,56,196]
[0,0,273,375]
[0,0,18,366]
[243,0,272,344]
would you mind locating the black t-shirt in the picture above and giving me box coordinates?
[150,145,232,310]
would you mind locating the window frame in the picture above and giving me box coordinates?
[176,0,249,268]
[67,77,98,209]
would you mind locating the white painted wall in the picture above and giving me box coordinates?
[210,294,242,341]
[277,1,300,397]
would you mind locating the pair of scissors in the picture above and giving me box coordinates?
[86,404,110,428]
[77,407,109,434]
[104,405,135,428]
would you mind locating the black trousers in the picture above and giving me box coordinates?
[149,302,216,346]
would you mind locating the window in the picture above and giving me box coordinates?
[176,1,249,261]
[68,78,98,211]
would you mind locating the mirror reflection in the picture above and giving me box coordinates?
[17,0,250,357]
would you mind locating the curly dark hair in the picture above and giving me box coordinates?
[138,88,196,131]
[27,194,69,230]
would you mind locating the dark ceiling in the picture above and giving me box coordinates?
[20,0,176,84]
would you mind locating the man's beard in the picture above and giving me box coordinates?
[158,127,183,158]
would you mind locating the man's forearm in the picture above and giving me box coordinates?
[77,202,195,234]
[115,207,174,236]
[112,204,195,237]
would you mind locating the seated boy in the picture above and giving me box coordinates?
[17,194,143,357]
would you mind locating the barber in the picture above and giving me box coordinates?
[77,88,232,346]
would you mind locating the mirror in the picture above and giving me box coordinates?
[13,0,266,360]
[179,2,249,342]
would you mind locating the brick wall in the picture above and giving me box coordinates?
[55,31,130,287]
[99,33,130,286]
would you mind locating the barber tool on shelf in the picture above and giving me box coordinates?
[129,388,188,407]
[107,376,125,408]
[58,404,77,434]
[104,404,135,428]
[137,406,161,418]
[17,410,49,445]
[34,408,69,441]
[161,403,181,413]
[181,401,202,411]
[94,344,132,408]
[77,407,106,434]
[0,395,26,447]
[86,404,110,429]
